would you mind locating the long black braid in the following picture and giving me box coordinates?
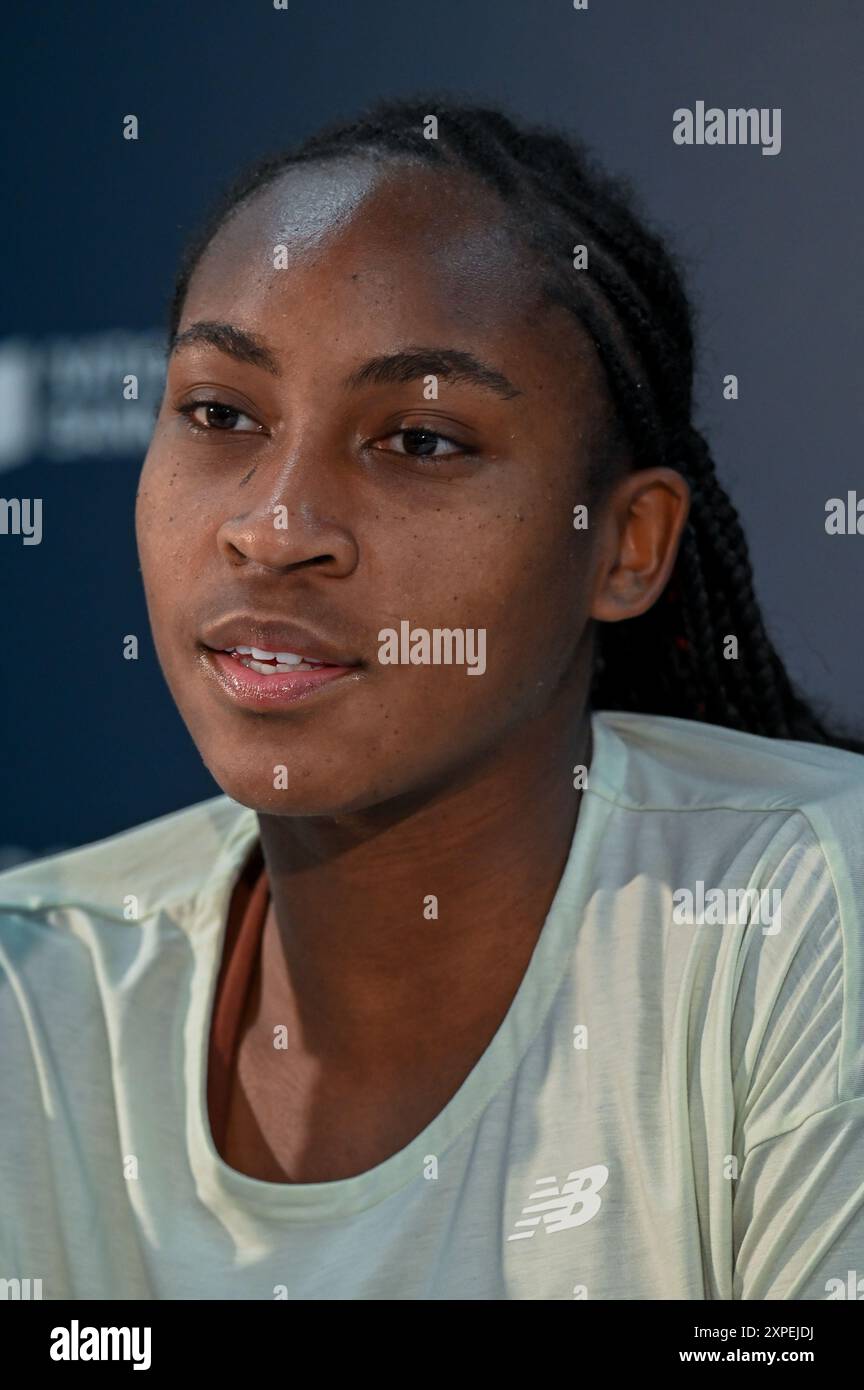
[167,94,863,753]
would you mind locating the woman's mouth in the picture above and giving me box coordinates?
[226,645,333,674]
[204,645,361,708]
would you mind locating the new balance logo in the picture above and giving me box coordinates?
[507,1164,609,1240]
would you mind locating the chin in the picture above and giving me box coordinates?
[201,759,379,819]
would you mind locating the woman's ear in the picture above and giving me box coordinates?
[590,468,691,622]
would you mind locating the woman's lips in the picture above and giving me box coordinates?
[204,649,361,707]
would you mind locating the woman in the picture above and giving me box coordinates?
[1,96,863,1301]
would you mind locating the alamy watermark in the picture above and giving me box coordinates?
[50,1321,151,1370]
[0,1276,42,1299]
[0,497,41,544]
[673,102,781,156]
[378,621,486,675]
[825,491,864,534]
[672,881,781,936]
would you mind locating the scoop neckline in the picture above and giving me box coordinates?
[185,712,627,1223]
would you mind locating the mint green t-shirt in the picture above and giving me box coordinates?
[1,711,863,1300]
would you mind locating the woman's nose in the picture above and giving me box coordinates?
[216,448,359,577]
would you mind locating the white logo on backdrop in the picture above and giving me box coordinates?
[0,331,166,472]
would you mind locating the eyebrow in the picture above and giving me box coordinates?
[170,321,281,375]
[170,321,523,401]
[345,347,522,400]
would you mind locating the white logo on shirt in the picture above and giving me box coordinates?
[507,1164,609,1240]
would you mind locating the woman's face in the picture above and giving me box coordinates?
[136,157,617,816]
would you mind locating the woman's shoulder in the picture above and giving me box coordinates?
[593,711,864,1119]
[592,710,864,1015]
[592,708,864,822]
[0,793,257,938]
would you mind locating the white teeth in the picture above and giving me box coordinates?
[237,655,324,675]
[223,645,330,672]
[241,647,310,664]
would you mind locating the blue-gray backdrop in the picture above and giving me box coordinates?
[2,0,861,861]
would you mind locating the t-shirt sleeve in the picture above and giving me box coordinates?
[730,809,864,1300]
[733,1100,864,1299]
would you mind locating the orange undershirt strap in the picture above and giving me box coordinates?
[207,846,270,1152]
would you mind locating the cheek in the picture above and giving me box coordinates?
[136,453,207,597]
[374,504,589,728]
[136,448,173,549]
[134,464,164,598]
[406,502,586,651]
[135,479,207,704]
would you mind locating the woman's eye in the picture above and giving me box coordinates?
[178,401,262,433]
[377,427,464,458]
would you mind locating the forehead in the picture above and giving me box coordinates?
[179,155,605,406]
[187,157,538,320]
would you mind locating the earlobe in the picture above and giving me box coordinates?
[589,468,690,624]
[593,569,655,623]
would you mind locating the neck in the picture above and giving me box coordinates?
[254,700,592,1065]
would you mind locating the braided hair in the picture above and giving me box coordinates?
[167,94,863,753]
